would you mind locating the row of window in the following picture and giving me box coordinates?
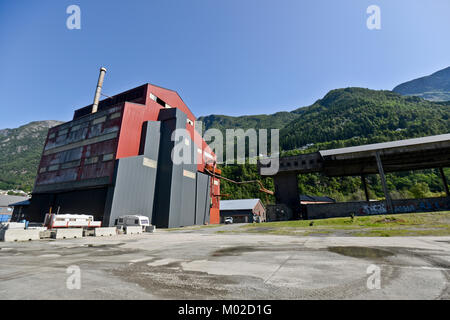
[280,158,322,168]
[39,153,115,173]
[149,92,194,127]
[48,112,121,140]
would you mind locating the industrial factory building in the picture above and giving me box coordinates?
[26,80,220,228]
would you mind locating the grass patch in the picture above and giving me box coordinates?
[221,211,450,237]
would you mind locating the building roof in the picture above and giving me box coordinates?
[261,133,450,177]
[319,134,450,157]
[8,199,31,206]
[220,199,262,211]
[0,195,29,207]
[299,195,335,203]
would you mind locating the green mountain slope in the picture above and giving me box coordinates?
[281,87,450,150]
[198,111,299,132]
[0,120,63,192]
[393,66,450,101]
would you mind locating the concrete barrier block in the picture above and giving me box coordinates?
[94,227,117,237]
[1,222,26,230]
[125,226,142,235]
[0,229,40,242]
[51,228,83,239]
[39,230,53,239]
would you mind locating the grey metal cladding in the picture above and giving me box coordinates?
[195,172,211,225]
[153,108,191,228]
[179,139,197,227]
[142,121,161,159]
[106,155,158,227]
[105,121,161,227]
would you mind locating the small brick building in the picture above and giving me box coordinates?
[220,199,266,223]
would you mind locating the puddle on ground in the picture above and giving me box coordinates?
[211,245,312,257]
[211,246,256,256]
[327,246,394,259]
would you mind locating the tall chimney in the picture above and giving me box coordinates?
[92,67,107,113]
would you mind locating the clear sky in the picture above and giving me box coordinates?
[0,0,449,129]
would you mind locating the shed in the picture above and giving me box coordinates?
[0,195,29,222]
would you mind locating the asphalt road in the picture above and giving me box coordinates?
[0,225,449,299]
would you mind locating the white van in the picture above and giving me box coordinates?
[115,215,150,231]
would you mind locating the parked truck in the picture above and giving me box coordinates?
[114,215,152,232]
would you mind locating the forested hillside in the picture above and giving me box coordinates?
[0,121,63,192]
[393,66,450,102]
[212,88,450,203]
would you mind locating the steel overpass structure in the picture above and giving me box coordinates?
[258,134,450,218]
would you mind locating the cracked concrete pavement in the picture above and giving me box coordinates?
[0,224,449,299]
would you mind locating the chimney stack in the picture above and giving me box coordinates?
[92,67,107,113]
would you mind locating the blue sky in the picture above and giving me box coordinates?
[0,0,449,129]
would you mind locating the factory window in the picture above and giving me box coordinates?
[294,161,298,166]
[39,167,47,173]
[102,153,114,162]
[309,159,314,164]
[84,156,98,165]
[61,160,80,169]
[71,124,81,132]
[155,97,165,107]
[48,165,59,172]
[110,112,121,120]
[301,160,306,165]
[150,92,169,108]
[58,128,68,136]
[92,116,106,125]
[118,218,123,223]
[48,132,56,139]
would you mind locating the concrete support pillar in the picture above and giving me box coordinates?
[375,152,393,213]
[273,172,299,219]
[439,167,450,197]
[361,175,370,202]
